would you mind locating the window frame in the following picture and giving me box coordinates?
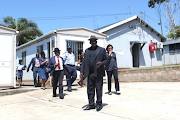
[37,45,43,57]
[66,40,83,62]
[22,51,26,65]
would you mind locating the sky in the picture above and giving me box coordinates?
[0,0,171,36]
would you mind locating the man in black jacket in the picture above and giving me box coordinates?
[80,35,110,111]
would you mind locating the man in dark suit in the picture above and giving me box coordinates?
[27,53,40,87]
[80,35,111,111]
[48,48,64,99]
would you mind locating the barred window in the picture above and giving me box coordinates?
[169,44,175,55]
[176,43,180,54]
[37,45,43,57]
[22,51,26,65]
[66,41,83,62]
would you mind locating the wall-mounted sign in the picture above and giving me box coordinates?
[0,61,11,67]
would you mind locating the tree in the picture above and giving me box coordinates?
[167,25,180,39]
[0,16,43,46]
[148,0,168,8]
[148,0,168,35]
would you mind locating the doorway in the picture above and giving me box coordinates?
[132,44,139,67]
[47,42,50,59]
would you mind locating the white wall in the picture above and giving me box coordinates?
[163,45,180,65]
[58,34,106,79]
[16,33,106,81]
[0,33,15,86]
[16,36,55,81]
[103,19,163,68]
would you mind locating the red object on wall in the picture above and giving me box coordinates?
[149,43,155,51]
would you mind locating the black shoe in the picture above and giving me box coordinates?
[116,91,121,95]
[108,92,112,95]
[59,95,64,99]
[84,105,95,110]
[96,105,102,111]
[52,94,57,97]
[67,89,72,92]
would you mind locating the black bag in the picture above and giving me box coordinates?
[45,67,51,73]
[76,66,81,71]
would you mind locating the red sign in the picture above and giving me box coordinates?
[149,43,155,51]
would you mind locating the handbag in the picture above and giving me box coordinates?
[45,67,51,73]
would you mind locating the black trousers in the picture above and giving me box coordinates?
[87,73,103,106]
[53,70,64,96]
[107,69,120,92]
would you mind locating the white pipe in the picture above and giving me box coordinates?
[13,34,17,87]
[54,35,57,48]
[50,37,52,57]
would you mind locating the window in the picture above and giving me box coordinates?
[22,51,26,65]
[51,40,55,56]
[37,45,43,56]
[47,42,50,59]
[66,41,83,62]
[176,43,180,54]
[169,44,175,55]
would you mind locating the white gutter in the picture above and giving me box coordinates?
[13,32,18,87]
[54,29,57,47]
[98,16,138,33]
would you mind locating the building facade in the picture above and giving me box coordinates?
[96,16,166,69]
[163,38,180,65]
[16,28,107,81]
[0,26,18,87]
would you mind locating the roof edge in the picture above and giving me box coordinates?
[96,15,166,40]
[16,27,107,51]
[56,27,107,37]
[97,15,138,33]
[16,31,54,50]
[0,25,17,32]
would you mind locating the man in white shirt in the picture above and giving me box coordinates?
[63,46,77,92]
[49,48,64,99]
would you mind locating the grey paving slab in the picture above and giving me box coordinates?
[0,82,180,120]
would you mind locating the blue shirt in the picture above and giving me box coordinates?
[62,51,75,65]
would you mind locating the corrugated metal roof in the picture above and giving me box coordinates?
[163,38,180,45]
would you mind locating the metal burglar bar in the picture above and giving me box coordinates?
[169,44,175,55]
[66,41,83,62]
[22,51,26,65]
[37,45,43,57]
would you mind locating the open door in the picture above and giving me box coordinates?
[132,44,139,67]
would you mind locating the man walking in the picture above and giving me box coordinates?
[49,48,64,99]
[63,46,77,92]
[27,53,40,87]
[80,35,110,111]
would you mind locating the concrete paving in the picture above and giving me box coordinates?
[0,82,180,120]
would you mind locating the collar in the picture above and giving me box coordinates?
[89,45,98,50]
[56,55,60,58]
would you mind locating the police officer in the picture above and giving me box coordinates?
[63,46,77,92]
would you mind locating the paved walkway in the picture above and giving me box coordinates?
[0,82,180,120]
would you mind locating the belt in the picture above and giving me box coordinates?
[34,66,39,68]
[67,64,75,67]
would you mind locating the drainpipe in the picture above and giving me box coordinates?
[14,31,19,87]
[50,37,52,57]
[53,29,57,48]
